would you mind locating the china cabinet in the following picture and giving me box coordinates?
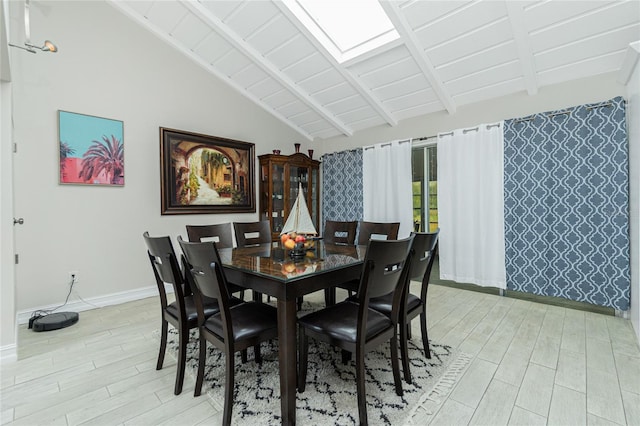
[258,153,320,241]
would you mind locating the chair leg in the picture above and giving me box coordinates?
[390,334,403,396]
[222,350,235,426]
[241,349,248,363]
[194,336,207,397]
[355,346,368,426]
[174,325,188,395]
[254,344,262,364]
[399,322,412,384]
[298,328,308,392]
[407,323,413,340]
[157,319,168,370]
[420,311,431,359]
[341,349,352,365]
[297,296,303,311]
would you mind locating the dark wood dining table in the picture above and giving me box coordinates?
[217,241,366,425]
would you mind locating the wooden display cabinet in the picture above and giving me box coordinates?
[259,152,320,241]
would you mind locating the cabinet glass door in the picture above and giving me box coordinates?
[272,164,285,233]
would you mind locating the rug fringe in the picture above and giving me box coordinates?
[403,352,473,425]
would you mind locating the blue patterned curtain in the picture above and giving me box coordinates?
[503,97,630,310]
[321,149,363,234]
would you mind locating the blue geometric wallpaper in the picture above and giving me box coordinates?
[503,97,630,310]
[320,149,364,235]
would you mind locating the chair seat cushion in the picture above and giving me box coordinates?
[298,301,392,344]
[204,302,278,342]
[166,295,242,325]
[364,293,422,315]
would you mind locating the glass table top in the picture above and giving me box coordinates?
[218,241,366,283]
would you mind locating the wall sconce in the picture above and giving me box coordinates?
[8,0,58,54]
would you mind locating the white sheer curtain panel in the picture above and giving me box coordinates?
[437,123,506,289]
[362,139,413,238]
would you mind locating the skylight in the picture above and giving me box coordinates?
[283,0,399,64]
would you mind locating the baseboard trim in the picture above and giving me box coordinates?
[16,285,162,325]
[0,343,17,364]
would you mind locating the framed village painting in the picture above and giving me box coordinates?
[159,127,255,214]
[58,110,124,186]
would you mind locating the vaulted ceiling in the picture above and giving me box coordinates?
[108,1,640,141]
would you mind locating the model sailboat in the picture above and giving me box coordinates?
[280,182,318,236]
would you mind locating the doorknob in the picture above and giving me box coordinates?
[13,218,24,225]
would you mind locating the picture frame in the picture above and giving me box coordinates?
[160,127,255,215]
[58,110,124,186]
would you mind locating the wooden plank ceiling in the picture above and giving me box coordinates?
[109,1,640,141]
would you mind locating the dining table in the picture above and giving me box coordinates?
[217,240,367,425]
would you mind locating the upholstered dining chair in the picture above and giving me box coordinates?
[233,220,272,247]
[186,223,245,301]
[297,236,415,426]
[367,230,439,384]
[178,237,278,426]
[143,231,228,395]
[323,220,358,245]
[357,221,400,245]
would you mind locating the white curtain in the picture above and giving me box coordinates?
[362,139,413,238]
[437,123,506,289]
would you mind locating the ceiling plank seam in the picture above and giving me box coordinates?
[181,0,353,137]
[381,1,457,115]
[505,1,538,96]
[106,0,313,141]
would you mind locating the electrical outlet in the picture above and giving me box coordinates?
[69,270,79,284]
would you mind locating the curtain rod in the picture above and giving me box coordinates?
[363,139,411,150]
[514,102,614,124]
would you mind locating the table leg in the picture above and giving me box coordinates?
[277,298,297,425]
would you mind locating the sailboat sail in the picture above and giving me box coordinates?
[280,182,318,236]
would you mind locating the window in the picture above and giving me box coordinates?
[412,144,438,232]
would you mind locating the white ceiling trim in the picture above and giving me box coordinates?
[181,1,353,138]
[274,0,398,127]
[618,40,640,84]
[106,0,314,141]
[506,1,538,95]
[381,1,457,114]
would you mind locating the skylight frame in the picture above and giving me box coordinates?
[282,0,399,64]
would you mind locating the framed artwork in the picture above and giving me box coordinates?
[58,110,124,185]
[160,127,255,215]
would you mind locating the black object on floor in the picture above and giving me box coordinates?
[31,312,79,332]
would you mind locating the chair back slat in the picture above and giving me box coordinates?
[186,223,234,248]
[323,220,357,245]
[357,221,400,245]
[233,220,271,246]
[142,232,187,314]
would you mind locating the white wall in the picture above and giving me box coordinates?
[1,0,17,363]
[623,42,640,340]
[8,1,303,318]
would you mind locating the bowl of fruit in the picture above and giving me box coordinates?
[280,232,313,258]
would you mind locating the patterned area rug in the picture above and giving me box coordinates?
[159,304,471,425]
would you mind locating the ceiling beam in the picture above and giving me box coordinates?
[505,1,538,96]
[182,1,354,137]
[107,0,314,141]
[274,0,398,127]
[380,1,456,114]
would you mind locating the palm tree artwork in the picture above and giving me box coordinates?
[79,135,124,185]
[59,141,75,180]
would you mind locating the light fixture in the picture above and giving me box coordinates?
[8,0,58,54]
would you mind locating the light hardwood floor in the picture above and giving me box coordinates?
[2,282,639,425]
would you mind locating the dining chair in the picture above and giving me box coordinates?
[367,230,439,384]
[233,220,272,246]
[186,223,234,248]
[186,223,245,301]
[143,231,228,395]
[178,236,278,425]
[297,236,415,426]
[333,221,402,300]
[323,220,358,245]
[357,221,400,245]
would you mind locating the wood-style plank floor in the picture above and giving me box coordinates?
[2,282,639,425]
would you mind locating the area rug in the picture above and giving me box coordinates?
[157,303,471,425]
